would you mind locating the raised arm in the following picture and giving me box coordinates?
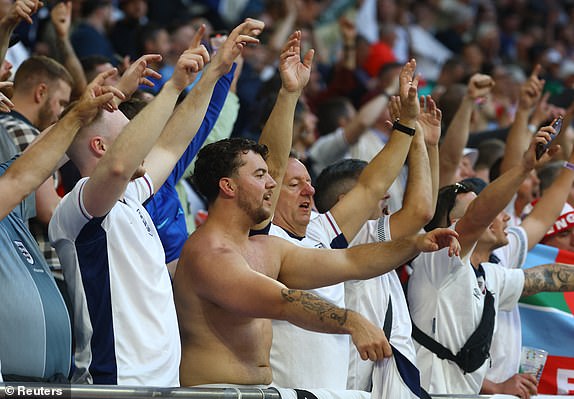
[257,30,313,227]
[0,70,122,220]
[521,125,574,249]
[278,227,459,289]
[0,0,39,65]
[330,59,419,241]
[522,262,574,297]
[500,65,544,174]
[143,19,264,195]
[439,74,494,187]
[456,131,556,257]
[51,1,87,100]
[82,53,193,216]
[388,95,440,238]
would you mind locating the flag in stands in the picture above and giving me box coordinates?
[520,244,574,395]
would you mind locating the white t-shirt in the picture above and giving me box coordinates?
[486,226,528,383]
[408,247,525,394]
[345,216,420,399]
[269,211,349,389]
[48,175,180,387]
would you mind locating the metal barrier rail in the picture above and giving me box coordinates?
[0,385,281,399]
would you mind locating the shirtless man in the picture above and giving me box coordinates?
[174,132,460,387]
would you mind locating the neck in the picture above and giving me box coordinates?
[470,242,493,268]
[11,100,39,129]
[207,201,259,242]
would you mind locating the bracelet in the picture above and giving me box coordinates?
[564,161,574,172]
[528,124,537,134]
[392,120,416,136]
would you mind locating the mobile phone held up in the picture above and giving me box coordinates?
[535,116,563,160]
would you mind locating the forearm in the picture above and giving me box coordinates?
[155,69,220,158]
[439,96,473,186]
[355,127,413,206]
[258,87,300,179]
[522,263,574,297]
[103,82,180,178]
[346,234,420,279]
[481,379,499,395]
[403,133,434,225]
[344,94,388,144]
[55,35,87,99]
[281,288,353,334]
[427,143,439,210]
[0,18,17,65]
[523,166,574,248]
[458,164,530,252]
[2,112,82,215]
[500,108,530,173]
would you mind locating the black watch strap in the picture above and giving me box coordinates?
[392,120,416,136]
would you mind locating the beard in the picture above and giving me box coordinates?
[37,99,56,131]
[237,187,270,225]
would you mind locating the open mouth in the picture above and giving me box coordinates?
[299,201,311,210]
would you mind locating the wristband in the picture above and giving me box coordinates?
[564,161,574,172]
[392,120,416,136]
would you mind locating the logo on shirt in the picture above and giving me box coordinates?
[136,208,154,237]
[13,240,34,264]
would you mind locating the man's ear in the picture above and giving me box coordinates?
[89,136,107,157]
[219,177,236,197]
[34,83,48,104]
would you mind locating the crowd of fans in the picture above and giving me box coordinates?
[1,0,574,398]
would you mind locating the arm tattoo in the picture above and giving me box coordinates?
[522,263,574,297]
[281,288,348,326]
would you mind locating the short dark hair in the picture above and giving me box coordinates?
[80,55,113,81]
[192,138,269,205]
[314,159,367,213]
[425,181,473,231]
[14,56,73,93]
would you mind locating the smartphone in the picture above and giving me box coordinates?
[535,116,563,160]
[209,31,228,55]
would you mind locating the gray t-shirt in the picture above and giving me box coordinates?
[0,158,71,379]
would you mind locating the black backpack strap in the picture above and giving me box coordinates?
[383,295,393,339]
[410,319,458,363]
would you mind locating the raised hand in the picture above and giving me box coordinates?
[3,0,40,25]
[0,81,14,113]
[518,65,545,111]
[210,18,265,77]
[398,59,420,122]
[71,69,125,124]
[523,126,561,170]
[115,54,162,99]
[278,30,314,95]
[418,95,442,146]
[466,73,495,101]
[50,1,72,39]
[349,311,392,361]
[170,24,210,92]
[417,228,460,257]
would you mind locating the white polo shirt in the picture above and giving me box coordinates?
[49,175,180,387]
[408,247,524,394]
[269,211,349,389]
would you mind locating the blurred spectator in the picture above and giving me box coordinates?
[71,0,117,64]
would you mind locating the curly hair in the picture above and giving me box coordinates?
[192,138,269,205]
